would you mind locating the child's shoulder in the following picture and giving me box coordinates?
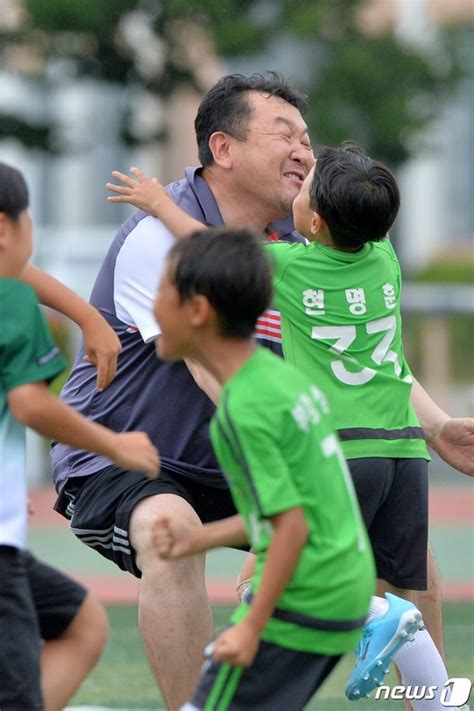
[223,349,309,419]
[0,278,38,311]
[372,237,399,260]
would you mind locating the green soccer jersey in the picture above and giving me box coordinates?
[210,347,375,655]
[0,279,65,549]
[266,239,429,460]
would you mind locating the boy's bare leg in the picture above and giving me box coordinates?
[131,494,213,711]
[41,593,108,711]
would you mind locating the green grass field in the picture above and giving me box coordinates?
[69,602,473,710]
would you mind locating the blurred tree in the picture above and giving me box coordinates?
[0,0,462,164]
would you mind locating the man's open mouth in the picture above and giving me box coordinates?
[283,171,305,184]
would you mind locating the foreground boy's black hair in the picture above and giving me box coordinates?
[0,162,29,219]
[195,71,308,166]
[310,143,400,249]
[168,228,273,339]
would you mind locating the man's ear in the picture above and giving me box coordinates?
[208,132,233,169]
[189,294,212,327]
[310,212,326,235]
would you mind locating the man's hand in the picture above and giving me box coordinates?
[106,167,167,214]
[429,417,474,476]
[81,310,122,391]
[112,432,160,479]
[212,622,260,667]
[152,515,199,559]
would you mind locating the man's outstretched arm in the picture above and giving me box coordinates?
[411,377,474,476]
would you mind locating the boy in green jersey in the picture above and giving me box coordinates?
[0,161,159,711]
[152,228,375,711]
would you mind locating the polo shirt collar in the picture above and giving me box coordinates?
[184,166,298,239]
[185,166,225,227]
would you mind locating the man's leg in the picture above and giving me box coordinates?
[415,544,445,659]
[40,594,108,711]
[130,493,214,711]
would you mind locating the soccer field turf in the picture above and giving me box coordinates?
[69,602,473,710]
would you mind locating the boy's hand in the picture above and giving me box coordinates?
[152,515,198,559]
[112,432,160,478]
[106,167,167,215]
[82,310,122,391]
[430,417,474,476]
[212,622,260,667]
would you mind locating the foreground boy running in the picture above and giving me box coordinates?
[107,146,469,708]
[0,161,159,711]
[151,228,375,711]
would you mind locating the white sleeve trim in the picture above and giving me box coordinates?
[114,215,176,343]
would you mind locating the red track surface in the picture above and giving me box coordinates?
[30,486,474,527]
[30,487,473,604]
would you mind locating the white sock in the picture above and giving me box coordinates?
[366,594,389,623]
[365,596,457,710]
[393,628,449,710]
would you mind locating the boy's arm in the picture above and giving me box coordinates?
[107,167,204,239]
[153,513,248,559]
[20,264,121,391]
[411,377,474,476]
[8,382,159,478]
[212,506,308,666]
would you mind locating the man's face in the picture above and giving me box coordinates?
[153,261,193,361]
[292,166,315,237]
[228,91,315,219]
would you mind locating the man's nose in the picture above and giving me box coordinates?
[290,142,314,169]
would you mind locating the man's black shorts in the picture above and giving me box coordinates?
[55,465,243,577]
[348,457,429,590]
[185,634,341,711]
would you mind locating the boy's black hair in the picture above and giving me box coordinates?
[195,71,308,167]
[168,228,273,339]
[310,143,400,249]
[0,162,29,220]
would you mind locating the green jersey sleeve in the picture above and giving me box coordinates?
[0,280,66,393]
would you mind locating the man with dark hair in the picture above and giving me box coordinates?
[151,228,375,711]
[49,71,314,709]
[194,71,308,167]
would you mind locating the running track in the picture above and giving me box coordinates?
[30,486,473,604]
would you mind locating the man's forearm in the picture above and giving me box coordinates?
[411,377,449,444]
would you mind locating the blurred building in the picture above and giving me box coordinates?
[0,0,472,481]
[1,0,472,291]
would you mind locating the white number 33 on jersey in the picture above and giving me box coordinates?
[312,315,412,386]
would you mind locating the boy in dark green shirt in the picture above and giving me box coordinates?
[152,228,375,710]
[0,161,159,711]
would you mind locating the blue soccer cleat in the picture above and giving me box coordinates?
[346,593,424,701]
